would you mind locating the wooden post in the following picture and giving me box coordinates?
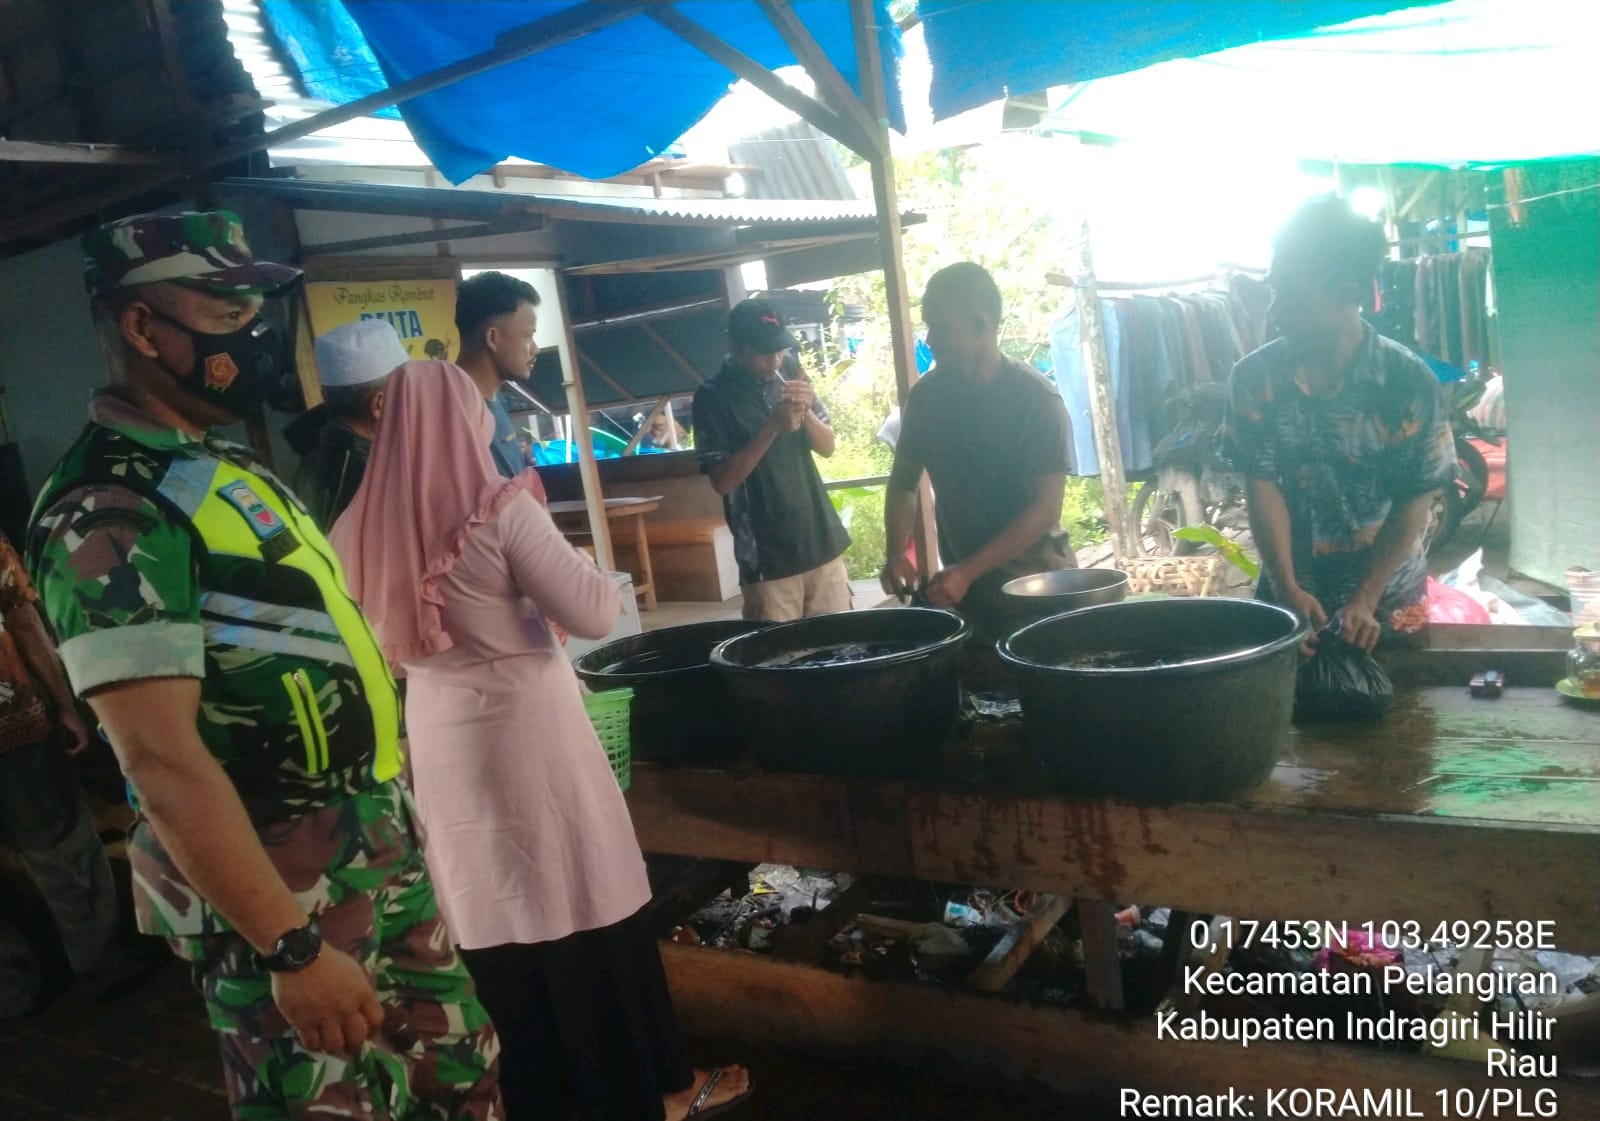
[966,894,1069,993]
[851,0,938,581]
[664,399,681,450]
[1073,222,1136,562]
[1075,898,1125,1011]
[553,273,614,570]
[1377,165,1401,251]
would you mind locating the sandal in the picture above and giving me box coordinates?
[685,1066,755,1120]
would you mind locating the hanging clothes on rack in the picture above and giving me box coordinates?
[1378,249,1492,369]
[1049,276,1268,476]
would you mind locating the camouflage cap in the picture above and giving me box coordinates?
[81,210,302,298]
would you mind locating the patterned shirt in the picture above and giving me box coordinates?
[1224,326,1455,629]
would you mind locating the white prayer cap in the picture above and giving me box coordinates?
[314,320,408,389]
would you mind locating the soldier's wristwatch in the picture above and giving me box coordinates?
[258,918,322,973]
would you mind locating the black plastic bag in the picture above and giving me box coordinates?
[1294,625,1394,723]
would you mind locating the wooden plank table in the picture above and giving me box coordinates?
[549,496,662,609]
[632,685,1600,947]
[627,632,1600,1102]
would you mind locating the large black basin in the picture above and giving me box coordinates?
[997,599,1308,803]
[573,620,770,764]
[710,608,970,778]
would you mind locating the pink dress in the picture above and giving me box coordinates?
[401,490,649,950]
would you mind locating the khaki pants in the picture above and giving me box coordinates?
[741,555,852,622]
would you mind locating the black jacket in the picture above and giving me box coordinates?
[294,416,371,531]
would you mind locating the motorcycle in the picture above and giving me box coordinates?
[1130,382,1247,556]
[1421,364,1497,556]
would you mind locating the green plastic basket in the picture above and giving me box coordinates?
[583,687,633,792]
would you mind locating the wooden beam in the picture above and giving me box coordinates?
[559,235,868,276]
[850,0,938,585]
[1072,223,1137,562]
[1397,170,1442,221]
[570,297,725,333]
[299,218,545,258]
[0,0,668,245]
[0,140,163,165]
[623,397,671,455]
[300,255,464,283]
[1075,899,1125,1010]
[637,322,705,385]
[219,179,547,223]
[651,8,878,161]
[965,894,1069,993]
[628,767,1600,952]
[756,0,884,159]
[291,291,323,412]
[660,942,1600,1106]
[554,276,614,571]
[576,350,633,403]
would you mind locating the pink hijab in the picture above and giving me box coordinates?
[329,360,545,666]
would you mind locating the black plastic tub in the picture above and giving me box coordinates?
[573,620,770,764]
[997,599,1308,803]
[710,608,971,778]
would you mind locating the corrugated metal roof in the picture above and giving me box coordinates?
[0,0,266,258]
[530,194,889,226]
[218,177,917,228]
[728,121,856,202]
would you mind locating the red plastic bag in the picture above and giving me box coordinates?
[1428,577,1491,625]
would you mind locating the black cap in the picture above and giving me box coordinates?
[728,298,799,354]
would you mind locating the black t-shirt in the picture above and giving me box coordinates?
[693,359,849,585]
[889,357,1072,567]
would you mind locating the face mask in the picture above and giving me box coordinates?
[149,308,286,417]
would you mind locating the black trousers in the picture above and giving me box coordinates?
[461,905,694,1121]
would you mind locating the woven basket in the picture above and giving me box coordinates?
[583,688,633,792]
[1116,555,1223,597]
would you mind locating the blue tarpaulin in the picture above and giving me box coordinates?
[260,0,400,119]
[918,0,1448,121]
[302,0,904,184]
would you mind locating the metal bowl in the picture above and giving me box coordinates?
[998,567,1129,632]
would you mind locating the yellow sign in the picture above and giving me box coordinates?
[303,279,459,363]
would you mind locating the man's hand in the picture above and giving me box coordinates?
[1283,583,1328,657]
[880,553,918,601]
[768,400,804,434]
[925,563,976,609]
[1338,597,1382,653]
[781,380,815,411]
[272,946,384,1056]
[58,706,93,755]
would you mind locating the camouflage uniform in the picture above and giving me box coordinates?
[27,213,502,1119]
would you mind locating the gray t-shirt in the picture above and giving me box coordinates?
[889,357,1073,570]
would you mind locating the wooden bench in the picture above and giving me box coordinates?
[549,498,662,609]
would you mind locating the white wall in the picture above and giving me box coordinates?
[0,238,105,494]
